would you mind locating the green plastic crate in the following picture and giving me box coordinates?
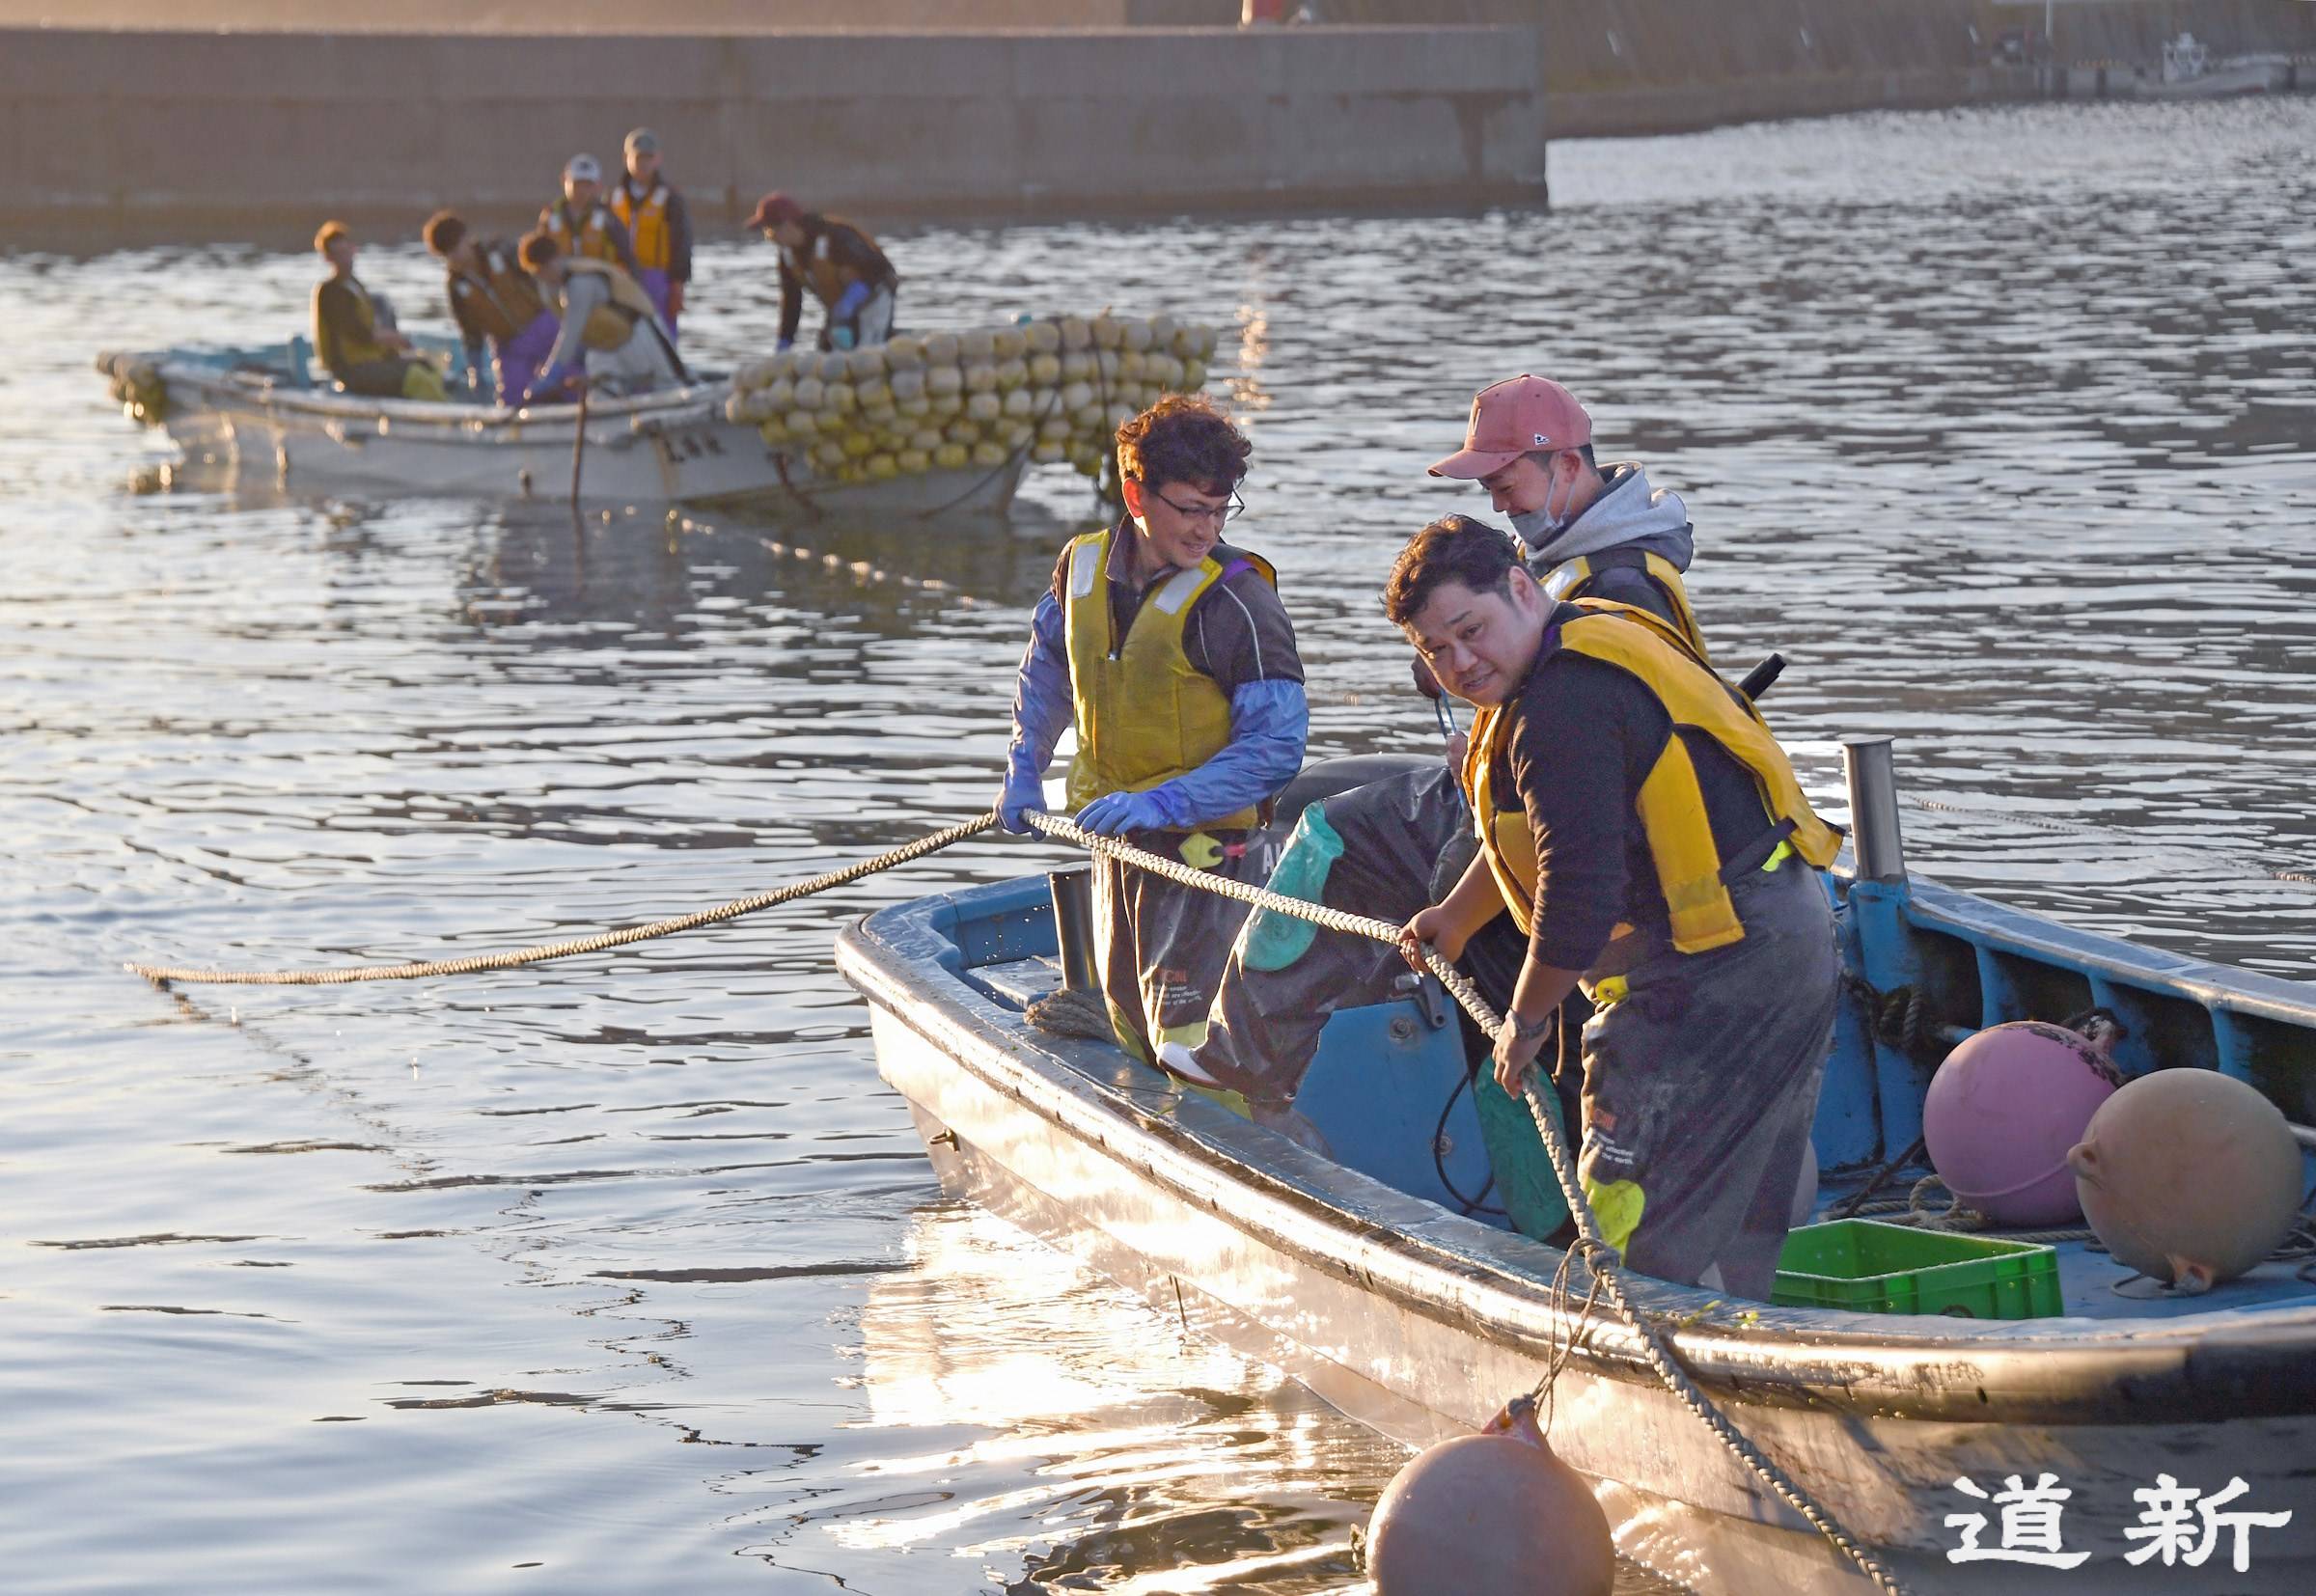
[1773,1219,2063,1319]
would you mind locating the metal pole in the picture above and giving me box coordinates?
[1844,738,1908,884]
[1048,867,1098,992]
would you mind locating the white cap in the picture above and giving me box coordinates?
[564,153,601,183]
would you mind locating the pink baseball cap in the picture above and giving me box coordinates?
[1427,374,1593,479]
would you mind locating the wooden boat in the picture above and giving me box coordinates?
[835,747,2316,1592]
[96,340,1032,517]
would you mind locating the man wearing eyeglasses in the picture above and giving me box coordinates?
[998,396,1309,1072]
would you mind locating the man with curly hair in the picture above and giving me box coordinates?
[998,396,1309,1077]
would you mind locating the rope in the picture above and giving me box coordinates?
[1021,811,1909,1595]
[1901,793,2316,888]
[124,812,999,986]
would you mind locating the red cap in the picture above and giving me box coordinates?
[747,191,804,232]
[1427,374,1592,479]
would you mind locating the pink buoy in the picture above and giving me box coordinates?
[1367,1397,1613,1596]
[1923,1020,2121,1226]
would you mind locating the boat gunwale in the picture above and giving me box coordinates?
[837,872,2316,1430]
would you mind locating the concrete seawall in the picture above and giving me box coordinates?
[3,26,1548,244]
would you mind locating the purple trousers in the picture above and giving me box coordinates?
[638,268,677,344]
[494,311,560,406]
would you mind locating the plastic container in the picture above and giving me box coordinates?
[1772,1219,2063,1319]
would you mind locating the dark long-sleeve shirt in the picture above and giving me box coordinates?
[1494,608,1778,973]
[777,215,897,347]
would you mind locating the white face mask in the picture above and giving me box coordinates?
[1505,458,1578,554]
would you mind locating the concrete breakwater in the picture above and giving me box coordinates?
[3,25,1547,244]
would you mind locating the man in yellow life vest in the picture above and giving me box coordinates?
[1392,516,1840,1299]
[747,192,898,353]
[1177,376,1710,1235]
[538,154,642,279]
[423,210,559,406]
[515,232,687,405]
[309,222,447,401]
[610,128,692,344]
[997,396,1309,1073]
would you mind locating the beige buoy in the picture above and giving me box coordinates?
[1059,316,1091,351]
[1367,1399,1613,1596]
[934,441,969,469]
[1182,358,1208,390]
[962,363,998,394]
[2069,1069,2303,1293]
[960,328,997,363]
[896,447,930,474]
[846,345,886,381]
[883,335,924,370]
[925,365,963,398]
[994,357,1029,393]
[783,409,819,439]
[1024,320,1062,355]
[990,325,1027,361]
[1028,351,1062,386]
[923,332,961,366]
[791,375,826,411]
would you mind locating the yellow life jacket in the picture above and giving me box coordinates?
[449,245,547,344]
[1062,525,1278,832]
[313,275,393,376]
[562,258,658,350]
[610,181,671,272]
[542,201,623,266]
[1462,599,1839,960]
[1537,548,1710,665]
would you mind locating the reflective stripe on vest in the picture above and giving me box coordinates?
[544,203,622,266]
[611,182,671,272]
[1539,549,1710,665]
[1061,526,1278,831]
[783,220,884,309]
[1462,600,1839,956]
[562,258,657,349]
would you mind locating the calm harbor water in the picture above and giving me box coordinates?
[5,98,2314,1594]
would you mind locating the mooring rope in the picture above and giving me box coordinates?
[1020,809,1910,1595]
[123,812,999,986]
[124,801,1904,1590]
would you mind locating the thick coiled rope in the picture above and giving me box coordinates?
[1024,810,1908,1595]
[124,813,999,986]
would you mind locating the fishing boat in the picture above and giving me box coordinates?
[835,744,2316,1593]
[96,341,1032,516]
[100,313,1217,517]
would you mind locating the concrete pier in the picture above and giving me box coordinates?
[2,26,1548,244]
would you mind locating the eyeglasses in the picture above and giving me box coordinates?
[1152,489,1245,528]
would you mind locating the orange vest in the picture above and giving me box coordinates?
[610,181,671,272]
[541,201,623,266]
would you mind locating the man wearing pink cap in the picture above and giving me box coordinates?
[1165,376,1721,1240]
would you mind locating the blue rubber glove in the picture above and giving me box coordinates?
[776,337,793,354]
[830,324,857,352]
[1076,788,1174,837]
[832,281,871,321]
[998,770,1045,836]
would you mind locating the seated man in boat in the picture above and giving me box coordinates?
[1173,377,1708,1233]
[610,128,692,344]
[997,396,1309,1077]
[1392,516,1839,1298]
[515,232,687,405]
[748,192,898,353]
[538,154,642,279]
[423,210,559,406]
[310,221,447,401]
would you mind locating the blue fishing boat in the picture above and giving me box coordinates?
[836,744,2316,1593]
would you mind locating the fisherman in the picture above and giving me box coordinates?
[423,210,559,406]
[539,155,642,278]
[748,191,898,353]
[1173,376,1709,1230]
[997,395,1308,1077]
[1392,516,1839,1297]
[516,232,686,404]
[309,221,447,400]
[609,128,692,343]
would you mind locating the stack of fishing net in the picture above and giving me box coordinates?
[722,315,1220,484]
[97,351,169,427]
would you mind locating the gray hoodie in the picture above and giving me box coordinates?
[1511,462,1697,629]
